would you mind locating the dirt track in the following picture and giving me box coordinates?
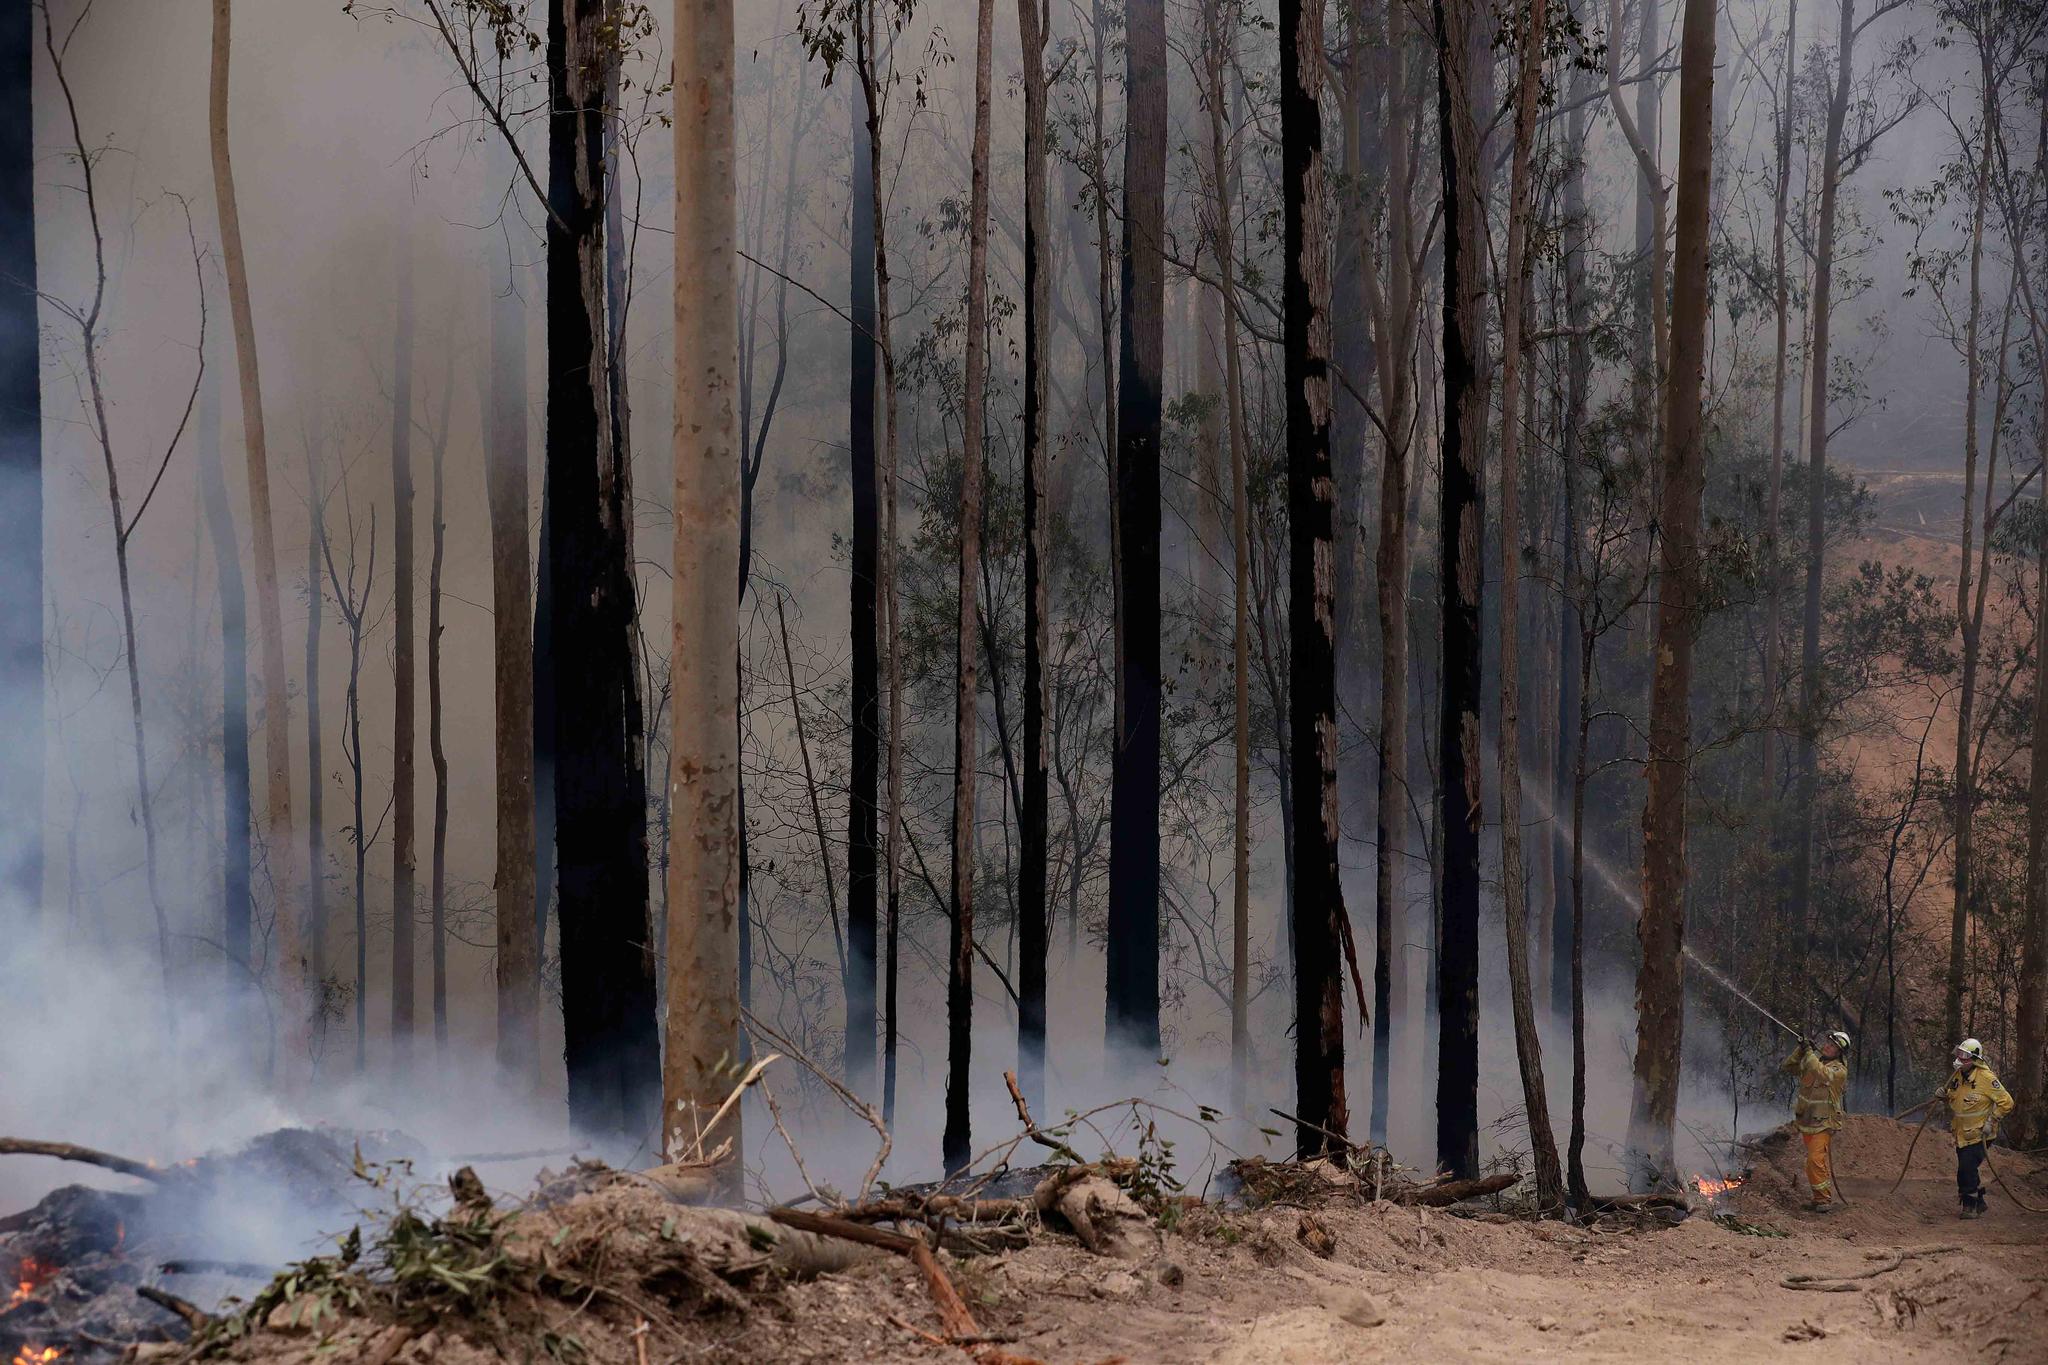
[750,1115,2048,1363]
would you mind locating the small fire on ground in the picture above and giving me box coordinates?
[13,1347,61,1364]
[7,1258,53,1310]
[1692,1174,1746,1200]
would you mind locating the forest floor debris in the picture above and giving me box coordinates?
[4,1113,2046,1362]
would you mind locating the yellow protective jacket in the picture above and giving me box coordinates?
[1781,1046,1847,1134]
[1940,1064,2014,1146]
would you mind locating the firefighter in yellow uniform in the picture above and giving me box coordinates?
[1781,1030,1850,1211]
[1939,1038,2014,1219]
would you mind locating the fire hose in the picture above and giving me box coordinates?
[1983,1143,2048,1213]
[1886,1102,2048,1212]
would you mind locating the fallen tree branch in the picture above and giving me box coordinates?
[769,1207,1046,1363]
[1397,1173,1520,1207]
[1269,1108,1363,1162]
[836,1194,1035,1225]
[910,1239,979,1338]
[1585,1192,1690,1213]
[0,1137,162,1182]
[158,1259,276,1278]
[767,1206,917,1253]
[1782,1244,1962,1291]
[1004,1071,1085,1165]
[136,1284,209,1330]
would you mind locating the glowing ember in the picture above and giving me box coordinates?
[5,1257,53,1310]
[1692,1174,1746,1199]
[12,1347,60,1365]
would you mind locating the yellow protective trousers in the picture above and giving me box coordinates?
[1802,1132,1834,1204]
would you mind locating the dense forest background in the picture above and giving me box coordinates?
[3,0,2045,1204]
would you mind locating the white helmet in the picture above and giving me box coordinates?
[1955,1038,1985,1064]
[1826,1030,1851,1052]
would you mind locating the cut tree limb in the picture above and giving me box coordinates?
[136,1284,209,1330]
[1396,1173,1520,1207]
[0,1138,162,1182]
[767,1206,917,1254]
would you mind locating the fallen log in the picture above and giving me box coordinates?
[0,1138,162,1183]
[769,1207,1046,1364]
[1585,1192,1690,1213]
[836,1194,1034,1226]
[134,1285,208,1331]
[767,1207,918,1254]
[1395,1173,1519,1207]
[1032,1169,1149,1258]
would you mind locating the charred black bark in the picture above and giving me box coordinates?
[0,1,38,913]
[548,0,657,1143]
[1016,0,1053,1115]
[847,77,880,1099]
[1282,0,1349,1159]
[1105,0,1165,1061]
[1433,0,1485,1182]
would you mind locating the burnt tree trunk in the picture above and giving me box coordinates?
[0,0,39,912]
[1281,0,1348,1158]
[428,368,451,1056]
[944,0,997,1174]
[488,223,539,1081]
[549,0,657,1141]
[389,234,418,1075]
[849,2,907,1133]
[303,432,326,1012]
[1551,72,1594,1029]
[847,60,881,1102]
[1016,0,1053,1114]
[1629,0,1717,1190]
[1433,0,1485,1182]
[1105,0,1165,1060]
[1369,0,1417,1148]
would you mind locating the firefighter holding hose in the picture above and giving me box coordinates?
[1781,1031,1851,1212]
[1939,1038,2013,1219]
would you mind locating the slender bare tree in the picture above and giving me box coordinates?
[212,0,305,1070]
[1495,0,1564,1211]
[664,0,742,1196]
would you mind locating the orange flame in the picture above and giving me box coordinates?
[12,1347,60,1364]
[1692,1173,1746,1199]
[5,1257,53,1310]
